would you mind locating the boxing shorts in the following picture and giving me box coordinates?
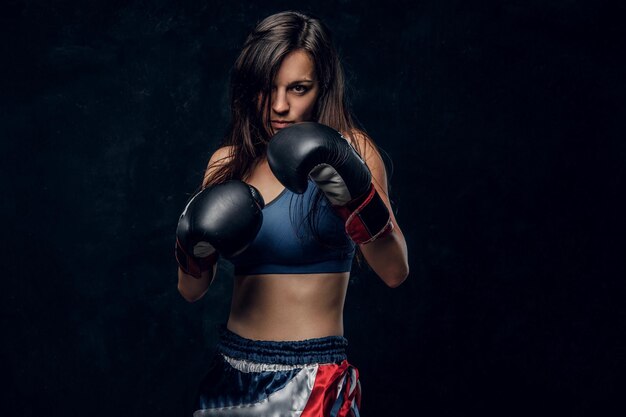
[194,326,361,416]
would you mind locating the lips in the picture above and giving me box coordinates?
[271,120,294,129]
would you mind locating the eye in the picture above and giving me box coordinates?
[291,85,309,94]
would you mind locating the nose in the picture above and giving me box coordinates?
[271,89,289,115]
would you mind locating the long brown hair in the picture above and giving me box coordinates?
[203,10,377,187]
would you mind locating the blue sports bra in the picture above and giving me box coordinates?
[229,181,356,275]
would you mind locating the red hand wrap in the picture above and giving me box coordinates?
[333,183,394,244]
[175,238,218,279]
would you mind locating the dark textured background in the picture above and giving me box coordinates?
[2,0,625,416]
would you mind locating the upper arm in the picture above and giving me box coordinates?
[202,146,234,188]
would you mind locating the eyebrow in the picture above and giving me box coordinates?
[287,79,315,85]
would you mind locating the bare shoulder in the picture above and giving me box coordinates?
[202,145,234,188]
[209,146,234,164]
[342,129,384,169]
[341,128,381,165]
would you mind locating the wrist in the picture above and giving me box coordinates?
[334,183,393,244]
[175,238,218,279]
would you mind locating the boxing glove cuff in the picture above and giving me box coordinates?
[175,238,218,279]
[334,183,394,244]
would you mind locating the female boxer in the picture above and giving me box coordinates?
[175,10,408,416]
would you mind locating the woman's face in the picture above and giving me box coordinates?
[265,49,320,134]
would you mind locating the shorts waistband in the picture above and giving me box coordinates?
[216,325,348,365]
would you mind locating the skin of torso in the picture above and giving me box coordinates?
[226,157,351,341]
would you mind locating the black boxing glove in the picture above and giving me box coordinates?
[175,180,265,278]
[267,122,393,244]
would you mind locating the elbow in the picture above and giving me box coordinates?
[177,283,206,303]
[383,264,409,288]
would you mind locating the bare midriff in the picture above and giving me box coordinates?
[227,272,350,341]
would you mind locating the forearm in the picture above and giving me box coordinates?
[177,263,217,302]
[359,225,409,288]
